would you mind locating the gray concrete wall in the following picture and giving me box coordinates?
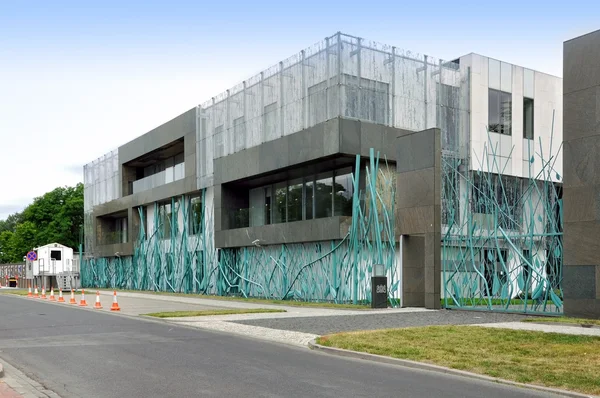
[215,216,352,248]
[214,117,404,185]
[396,128,441,309]
[563,29,600,318]
[118,108,196,165]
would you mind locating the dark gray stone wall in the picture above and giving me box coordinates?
[396,128,441,309]
[215,216,352,248]
[118,108,196,165]
[563,29,600,318]
[214,117,405,185]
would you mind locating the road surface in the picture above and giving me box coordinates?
[0,294,562,398]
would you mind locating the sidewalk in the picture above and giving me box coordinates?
[0,359,60,398]
[474,321,600,337]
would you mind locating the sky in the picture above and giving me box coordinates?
[1,0,599,220]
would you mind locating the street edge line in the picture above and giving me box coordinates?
[307,340,596,398]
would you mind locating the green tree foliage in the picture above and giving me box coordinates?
[0,183,83,263]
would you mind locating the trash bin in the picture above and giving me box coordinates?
[371,264,387,309]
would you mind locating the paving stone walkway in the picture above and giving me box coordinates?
[230,310,530,335]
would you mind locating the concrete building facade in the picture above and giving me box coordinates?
[563,29,600,318]
[83,33,562,312]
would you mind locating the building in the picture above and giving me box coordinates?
[26,243,81,291]
[82,33,562,313]
[563,29,600,318]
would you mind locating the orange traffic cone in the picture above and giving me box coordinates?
[93,291,102,309]
[27,284,33,298]
[41,286,47,299]
[49,287,56,301]
[58,288,65,302]
[69,290,77,304]
[110,290,121,311]
[33,286,39,298]
[79,289,88,307]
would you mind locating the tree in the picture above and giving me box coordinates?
[0,212,23,234]
[0,183,83,263]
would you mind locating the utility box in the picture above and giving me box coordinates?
[371,264,387,308]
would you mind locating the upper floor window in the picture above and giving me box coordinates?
[523,97,534,140]
[488,89,512,135]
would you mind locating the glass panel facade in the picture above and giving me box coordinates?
[305,178,314,220]
[273,182,286,224]
[315,172,333,219]
[158,201,173,239]
[333,169,353,216]
[287,179,303,222]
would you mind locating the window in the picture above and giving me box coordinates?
[264,187,272,225]
[234,116,245,151]
[488,89,512,135]
[333,169,354,216]
[304,178,314,220]
[315,172,333,218]
[50,250,62,261]
[273,182,287,224]
[189,195,203,235]
[158,201,173,239]
[523,97,534,140]
[287,179,303,222]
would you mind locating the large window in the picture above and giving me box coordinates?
[287,179,303,222]
[273,182,287,224]
[189,195,203,235]
[315,172,334,219]
[333,169,353,217]
[523,97,534,140]
[158,201,173,239]
[488,89,512,135]
[231,167,357,230]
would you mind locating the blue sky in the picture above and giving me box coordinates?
[1,0,598,219]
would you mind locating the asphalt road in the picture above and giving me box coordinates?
[0,295,562,398]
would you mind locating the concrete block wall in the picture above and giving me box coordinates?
[563,29,600,318]
[396,128,441,309]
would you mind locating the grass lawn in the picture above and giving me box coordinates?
[96,288,372,310]
[317,326,600,395]
[523,317,600,327]
[144,308,286,318]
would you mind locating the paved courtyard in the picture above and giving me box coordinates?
[229,310,530,335]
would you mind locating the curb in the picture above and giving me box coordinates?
[307,340,596,398]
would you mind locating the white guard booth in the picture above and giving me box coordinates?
[30,243,80,290]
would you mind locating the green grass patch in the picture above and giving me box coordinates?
[89,288,371,310]
[522,316,600,327]
[317,326,600,395]
[144,308,286,318]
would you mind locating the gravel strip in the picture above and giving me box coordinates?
[231,310,531,335]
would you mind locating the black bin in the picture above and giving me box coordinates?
[371,276,388,308]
